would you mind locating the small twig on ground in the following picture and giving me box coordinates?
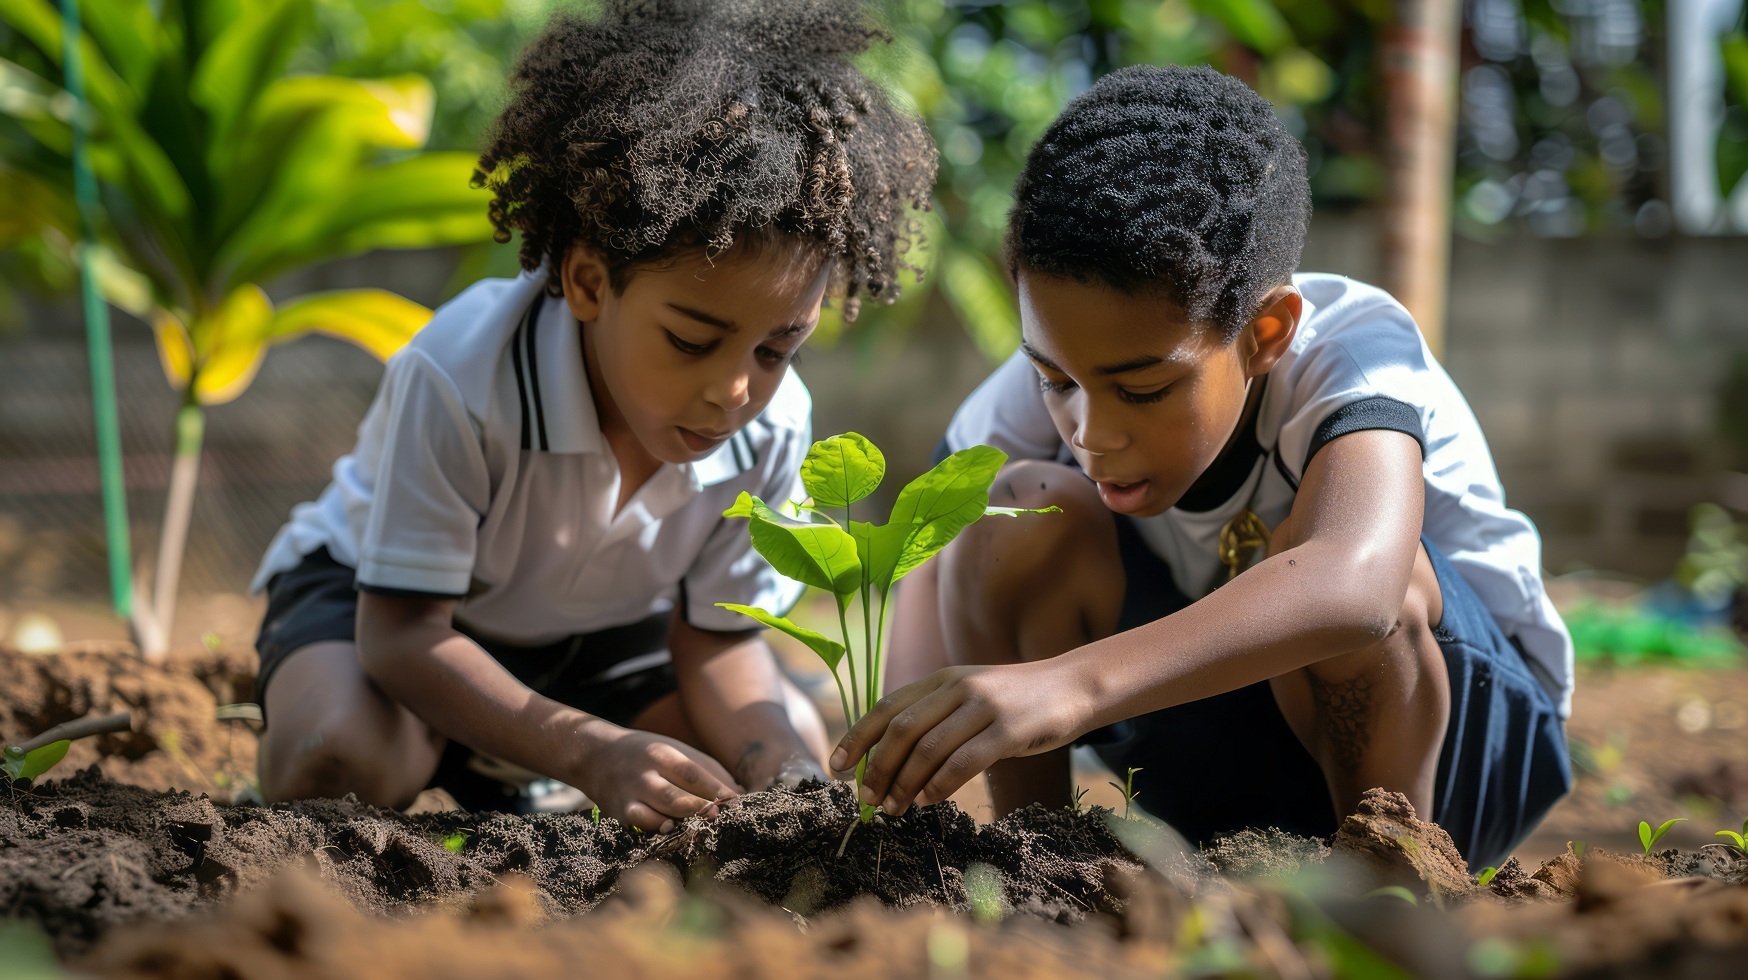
[1042,877,1090,911]
[11,712,133,754]
[836,816,859,858]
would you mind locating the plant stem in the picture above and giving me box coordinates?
[871,587,891,704]
[143,399,204,662]
[837,596,860,725]
[11,712,133,754]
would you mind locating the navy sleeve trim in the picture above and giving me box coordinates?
[1305,396,1427,471]
[356,581,468,602]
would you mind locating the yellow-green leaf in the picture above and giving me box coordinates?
[187,284,275,405]
[715,603,846,671]
[266,289,432,361]
[191,0,309,140]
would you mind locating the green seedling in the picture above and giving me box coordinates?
[1638,817,1687,855]
[1476,866,1501,888]
[717,433,1057,824]
[1570,841,1587,860]
[591,805,602,826]
[3,712,133,786]
[442,832,468,853]
[1108,766,1143,820]
[1713,818,1748,853]
[1,741,69,784]
[1366,885,1419,906]
[1068,786,1091,815]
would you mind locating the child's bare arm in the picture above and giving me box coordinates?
[356,594,739,830]
[669,616,827,790]
[832,429,1427,813]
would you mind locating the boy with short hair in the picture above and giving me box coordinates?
[834,65,1569,868]
[251,0,937,828]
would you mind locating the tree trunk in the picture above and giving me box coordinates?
[1381,0,1463,358]
[135,400,204,662]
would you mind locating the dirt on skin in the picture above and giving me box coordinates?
[0,644,257,797]
[1,768,1138,958]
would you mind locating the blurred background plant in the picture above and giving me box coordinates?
[0,0,497,656]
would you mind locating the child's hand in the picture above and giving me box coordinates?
[579,725,742,833]
[828,662,1086,815]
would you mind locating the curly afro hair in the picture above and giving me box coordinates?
[1005,65,1311,340]
[475,0,937,320]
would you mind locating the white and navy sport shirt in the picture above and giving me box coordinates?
[253,269,810,647]
[945,273,1576,717]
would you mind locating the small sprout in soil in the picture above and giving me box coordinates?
[202,631,223,652]
[1638,817,1687,855]
[1366,885,1419,906]
[964,862,1004,924]
[1714,818,1748,853]
[1108,766,1143,820]
[590,805,602,826]
[2,741,69,784]
[1476,866,1501,888]
[442,832,468,853]
[1067,786,1090,814]
[716,433,1056,824]
[1570,841,1587,860]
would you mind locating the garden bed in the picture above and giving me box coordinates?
[4,645,1748,977]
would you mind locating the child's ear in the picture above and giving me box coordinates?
[560,246,612,322]
[1241,286,1301,379]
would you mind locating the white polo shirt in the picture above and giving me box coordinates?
[945,273,1575,717]
[253,269,810,647]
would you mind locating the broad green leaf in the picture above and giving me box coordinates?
[716,603,846,671]
[215,76,438,269]
[157,284,275,404]
[801,432,885,508]
[0,0,192,220]
[265,289,432,361]
[1715,830,1746,851]
[887,445,1008,582]
[231,153,493,290]
[1,739,70,781]
[192,0,310,141]
[848,520,912,594]
[724,492,862,595]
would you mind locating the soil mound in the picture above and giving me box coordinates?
[0,644,256,797]
[2,770,1138,956]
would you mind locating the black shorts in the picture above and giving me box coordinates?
[255,547,679,809]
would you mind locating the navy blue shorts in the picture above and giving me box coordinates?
[1084,517,1571,869]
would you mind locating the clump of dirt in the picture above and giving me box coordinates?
[2,769,1137,957]
[1201,826,1331,879]
[0,644,256,797]
[1327,788,1476,904]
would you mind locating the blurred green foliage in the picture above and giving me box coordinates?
[0,0,1710,355]
[1565,601,1743,666]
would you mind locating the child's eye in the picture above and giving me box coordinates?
[757,345,799,366]
[1118,385,1170,405]
[665,331,715,356]
[1037,374,1076,395]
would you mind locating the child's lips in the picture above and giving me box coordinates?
[678,426,729,452]
[1094,478,1151,514]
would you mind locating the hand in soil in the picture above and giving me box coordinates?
[579,725,742,833]
[831,662,1081,815]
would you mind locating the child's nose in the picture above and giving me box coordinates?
[704,370,750,412]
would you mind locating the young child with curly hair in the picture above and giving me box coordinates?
[251,0,936,828]
[834,66,1570,869]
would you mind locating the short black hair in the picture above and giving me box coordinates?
[476,0,937,320]
[1005,65,1311,340]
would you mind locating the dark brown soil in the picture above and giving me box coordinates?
[0,645,257,797]
[1,767,1137,957]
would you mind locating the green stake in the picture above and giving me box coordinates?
[63,0,133,616]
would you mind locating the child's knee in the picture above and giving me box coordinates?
[261,719,415,808]
[944,460,1107,591]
